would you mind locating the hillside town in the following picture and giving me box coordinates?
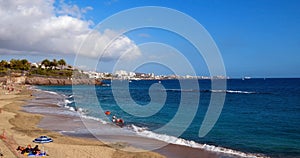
[83,70,229,80]
[0,59,228,81]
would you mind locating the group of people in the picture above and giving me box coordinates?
[16,145,43,156]
[105,111,125,127]
[0,82,22,95]
[112,115,125,127]
[1,83,14,92]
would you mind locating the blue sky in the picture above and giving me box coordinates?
[1,0,300,77]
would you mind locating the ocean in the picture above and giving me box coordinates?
[30,78,300,158]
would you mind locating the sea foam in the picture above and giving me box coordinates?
[129,124,267,158]
[165,89,256,94]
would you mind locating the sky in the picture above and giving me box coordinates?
[0,0,299,78]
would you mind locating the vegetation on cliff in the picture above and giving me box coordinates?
[0,58,88,79]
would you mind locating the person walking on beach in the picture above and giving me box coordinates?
[112,115,116,123]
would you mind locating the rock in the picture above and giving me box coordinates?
[25,77,102,85]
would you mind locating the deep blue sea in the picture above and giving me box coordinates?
[36,78,300,158]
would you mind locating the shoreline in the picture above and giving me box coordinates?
[26,87,223,158]
[0,84,268,158]
[0,85,164,158]
[27,86,268,158]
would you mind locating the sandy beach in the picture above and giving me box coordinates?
[0,85,165,158]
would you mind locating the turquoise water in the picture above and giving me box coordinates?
[37,78,300,157]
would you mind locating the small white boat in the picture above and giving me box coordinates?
[242,76,251,80]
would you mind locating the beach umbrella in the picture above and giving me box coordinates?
[33,136,53,144]
[33,136,53,154]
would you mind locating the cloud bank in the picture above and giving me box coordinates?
[0,0,141,60]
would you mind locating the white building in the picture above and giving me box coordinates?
[114,70,127,77]
[129,72,136,77]
[30,63,38,68]
[83,71,102,79]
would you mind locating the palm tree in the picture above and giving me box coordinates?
[58,59,66,69]
[41,59,50,69]
[20,59,30,70]
[21,59,28,65]
[50,59,58,69]
[0,60,8,67]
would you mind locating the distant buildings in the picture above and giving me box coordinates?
[28,60,228,80]
[82,70,229,80]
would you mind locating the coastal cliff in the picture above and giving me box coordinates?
[25,77,102,85]
[0,76,102,85]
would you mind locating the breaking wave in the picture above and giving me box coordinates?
[165,89,256,94]
[212,90,256,94]
[129,124,267,158]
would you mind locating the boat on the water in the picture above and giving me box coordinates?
[242,76,251,80]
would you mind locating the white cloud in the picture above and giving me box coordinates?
[0,0,141,61]
[55,0,94,19]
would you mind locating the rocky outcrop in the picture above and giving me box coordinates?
[25,77,102,85]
